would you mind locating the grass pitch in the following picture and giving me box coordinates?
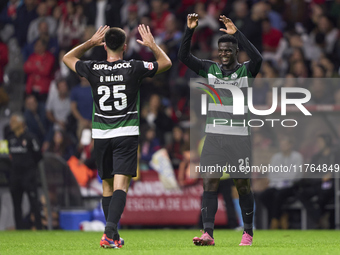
[0,230,339,255]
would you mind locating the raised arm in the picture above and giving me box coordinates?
[219,15,262,76]
[63,26,110,73]
[178,13,206,75]
[136,24,172,74]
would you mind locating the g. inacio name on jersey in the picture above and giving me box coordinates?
[100,75,124,82]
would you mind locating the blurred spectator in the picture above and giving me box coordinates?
[0,0,22,25]
[140,124,161,168]
[24,39,55,102]
[309,79,333,104]
[52,4,62,21]
[194,2,219,32]
[283,0,307,25]
[263,1,283,32]
[311,15,338,55]
[156,15,183,62]
[8,112,42,230]
[206,0,227,20]
[177,129,199,186]
[46,0,57,15]
[46,79,71,131]
[230,0,249,30]
[252,130,272,149]
[69,139,99,193]
[121,0,149,25]
[0,38,8,85]
[170,81,190,125]
[123,4,139,31]
[76,139,96,171]
[122,4,140,60]
[262,61,278,78]
[23,20,59,61]
[262,18,282,53]
[177,142,198,186]
[27,1,57,44]
[47,130,74,161]
[70,77,92,139]
[141,94,173,145]
[288,47,306,67]
[297,134,336,229]
[290,60,308,78]
[281,73,305,99]
[251,72,269,105]
[235,1,265,53]
[24,95,48,145]
[312,64,326,78]
[13,0,38,47]
[303,3,324,34]
[150,0,172,36]
[319,57,336,78]
[166,126,184,169]
[330,0,340,22]
[57,2,86,49]
[83,0,122,28]
[259,137,303,229]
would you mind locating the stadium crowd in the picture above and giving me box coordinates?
[0,0,340,229]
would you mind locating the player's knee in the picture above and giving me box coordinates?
[237,186,249,196]
[203,178,219,192]
[103,186,113,196]
[102,179,114,195]
[234,180,250,196]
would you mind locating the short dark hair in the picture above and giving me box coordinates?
[218,34,238,47]
[105,28,126,51]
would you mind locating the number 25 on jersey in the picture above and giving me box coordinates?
[98,85,127,111]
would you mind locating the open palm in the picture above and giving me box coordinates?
[91,25,110,47]
[219,15,237,35]
[136,24,155,48]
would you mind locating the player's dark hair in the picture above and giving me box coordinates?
[105,27,126,51]
[218,34,238,47]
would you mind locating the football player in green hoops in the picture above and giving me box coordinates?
[178,14,262,246]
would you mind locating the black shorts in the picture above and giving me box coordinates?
[200,134,252,179]
[94,135,138,179]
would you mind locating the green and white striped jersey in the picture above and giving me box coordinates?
[201,62,252,136]
[76,59,158,139]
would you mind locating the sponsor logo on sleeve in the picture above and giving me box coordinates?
[143,61,154,70]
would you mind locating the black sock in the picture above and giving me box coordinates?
[105,190,126,240]
[239,191,254,237]
[201,191,218,238]
[102,196,112,221]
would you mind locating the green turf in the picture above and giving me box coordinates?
[0,230,339,255]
